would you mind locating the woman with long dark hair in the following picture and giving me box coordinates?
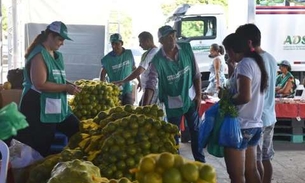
[222,33,268,183]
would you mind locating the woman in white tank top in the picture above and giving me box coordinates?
[204,43,226,96]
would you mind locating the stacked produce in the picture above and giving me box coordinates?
[71,104,179,180]
[69,79,121,120]
[27,148,84,183]
[26,105,179,182]
[47,159,105,183]
[134,152,217,183]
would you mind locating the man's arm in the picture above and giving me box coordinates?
[142,64,158,105]
[133,66,141,88]
[142,88,154,106]
[123,67,145,83]
[193,58,202,111]
[194,76,202,111]
[100,68,107,81]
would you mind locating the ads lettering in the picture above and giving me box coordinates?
[283,36,305,45]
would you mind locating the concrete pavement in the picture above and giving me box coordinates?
[180,141,305,183]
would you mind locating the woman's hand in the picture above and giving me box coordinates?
[216,82,220,92]
[66,84,81,95]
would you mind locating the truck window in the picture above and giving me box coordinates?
[180,17,216,39]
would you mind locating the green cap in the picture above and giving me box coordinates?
[158,25,176,39]
[47,21,72,41]
[110,33,123,43]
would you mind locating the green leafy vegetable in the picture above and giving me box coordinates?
[219,87,238,118]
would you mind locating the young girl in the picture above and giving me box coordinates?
[222,33,268,183]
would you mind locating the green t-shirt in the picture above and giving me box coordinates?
[22,44,70,123]
[151,42,196,118]
[101,49,134,94]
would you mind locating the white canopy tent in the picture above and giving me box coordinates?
[1,0,113,82]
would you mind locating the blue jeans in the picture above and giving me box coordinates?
[168,105,206,162]
[238,127,262,150]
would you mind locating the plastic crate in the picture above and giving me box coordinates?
[273,134,304,143]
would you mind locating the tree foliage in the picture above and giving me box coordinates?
[2,4,7,32]
[108,11,132,46]
[161,0,228,17]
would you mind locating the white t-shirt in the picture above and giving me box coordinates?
[229,57,264,129]
[139,47,159,88]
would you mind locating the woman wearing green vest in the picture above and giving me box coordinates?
[142,25,205,162]
[15,21,80,157]
[275,60,296,97]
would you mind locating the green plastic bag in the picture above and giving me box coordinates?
[0,102,28,140]
[207,111,224,158]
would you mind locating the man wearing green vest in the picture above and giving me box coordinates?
[100,33,138,105]
[142,25,205,162]
[15,21,80,157]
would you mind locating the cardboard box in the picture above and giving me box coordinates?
[0,89,22,108]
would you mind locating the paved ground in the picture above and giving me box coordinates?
[180,141,305,183]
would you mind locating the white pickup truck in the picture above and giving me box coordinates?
[167,1,305,87]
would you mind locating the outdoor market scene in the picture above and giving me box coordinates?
[1,0,305,183]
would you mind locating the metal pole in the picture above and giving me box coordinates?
[12,0,18,69]
[7,0,12,71]
[248,0,256,23]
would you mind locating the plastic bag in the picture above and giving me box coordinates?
[207,110,224,158]
[47,159,102,183]
[198,102,219,152]
[0,102,29,140]
[219,116,242,148]
[9,139,43,168]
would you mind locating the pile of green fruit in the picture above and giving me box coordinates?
[47,159,105,183]
[68,104,179,180]
[27,148,84,183]
[134,152,217,183]
[69,80,121,120]
[26,105,178,182]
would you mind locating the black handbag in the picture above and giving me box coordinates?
[7,68,24,89]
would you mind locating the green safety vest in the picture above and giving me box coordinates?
[151,42,196,118]
[22,44,70,123]
[101,49,134,94]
